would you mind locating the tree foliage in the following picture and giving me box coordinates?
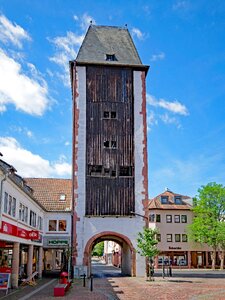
[137,227,159,280]
[189,182,225,269]
[92,241,104,257]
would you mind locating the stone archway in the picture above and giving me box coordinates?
[83,231,136,277]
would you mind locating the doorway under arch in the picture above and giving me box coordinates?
[83,231,136,277]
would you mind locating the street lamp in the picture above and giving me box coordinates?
[130,211,149,221]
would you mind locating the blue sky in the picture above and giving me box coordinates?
[0,0,224,198]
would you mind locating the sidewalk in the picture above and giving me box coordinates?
[0,271,225,300]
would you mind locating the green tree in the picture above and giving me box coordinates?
[189,182,225,270]
[92,241,104,257]
[137,228,159,280]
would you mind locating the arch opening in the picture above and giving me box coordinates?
[84,231,136,277]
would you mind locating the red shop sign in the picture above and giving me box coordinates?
[0,221,39,240]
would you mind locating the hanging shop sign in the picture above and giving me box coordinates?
[48,240,69,246]
[0,221,40,240]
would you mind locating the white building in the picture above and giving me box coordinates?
[0,159,44,288]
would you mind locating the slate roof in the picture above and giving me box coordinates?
[76,25,145,67]
[25,178,72,212]
[148,190,192,210]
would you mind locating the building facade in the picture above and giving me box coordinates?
[149,189,223,268]
[0,159,44,288]
[70,25,149,277]
[25,178,72,273]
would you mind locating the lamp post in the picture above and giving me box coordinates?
[130,211,149,221]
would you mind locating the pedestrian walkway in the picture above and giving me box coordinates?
[0,270,225,300]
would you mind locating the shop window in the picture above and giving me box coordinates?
[156,214,161,222]
[167,234,172,242]
[149,214,155,222]
[161,196,168,204]
[59,220,67,231]
[174,215,180,223]
[166,215,172,223]
[119,166,133,177]
[30,210,37,227]
[182,234,188,242]
[157,234,161,242]
[49,220,57,231]
[174,196,182,204]
[175,234,181,242]
[181,215,187,223]
[4,192,8,213]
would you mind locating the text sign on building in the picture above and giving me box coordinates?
[48,240,68,246]
[0,221,40,240]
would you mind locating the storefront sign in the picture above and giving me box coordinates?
[48,240,68,246]
[0,221,40,240]
[169,246,182,250]
[0,273,10,292]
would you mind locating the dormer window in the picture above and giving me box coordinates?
[60,194,66,201]
[174,196,182,204]
[106,54,116,61]
[161,196,168,204]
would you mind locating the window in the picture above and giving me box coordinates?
[174,215,180,223]
[119,166,133,177]
[181,215,187,223]
[49,220,57,231]
[156,214,161,222]
[182,234,188,242]
[175,234,181,242]
[60,194,66,201]
[4,192,8,213]
[106,54,116,61]
[88,165,102,176]
[161,196,168,204]
[103,111,110,118]
[37,216,43,230]
[149,214,155,222]
[8,195,12,215]
[111,170,116,177]
[111,141,117,149]
[19,203,28,223]
[30,210,37,227]
[174,196,182,204]
[59,220,67,231]
[167,234,172,242]
[166,215,172,223]
[104,141,110,148]
[12,198,16,217]
[111,111,116,119]
[157,234,161,242]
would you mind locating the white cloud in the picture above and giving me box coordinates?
[0,49,50,115]
[0,14,31,48]
[147,94,189,115]
[0,137,71,178]
[49,13,95,86]
[150,52,165,62]
[160,113,181,128]
[131,27,144,40]
[147,111,158,131]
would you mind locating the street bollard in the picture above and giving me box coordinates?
[81,273,86,287]
[169,265,172,277]
[90,273,93,291]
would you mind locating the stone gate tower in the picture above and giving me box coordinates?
[70,25,149,277]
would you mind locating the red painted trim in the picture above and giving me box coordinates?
[0,221,39,240]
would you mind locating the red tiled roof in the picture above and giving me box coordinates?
[148,190,192,210]
[25,178,72,211]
